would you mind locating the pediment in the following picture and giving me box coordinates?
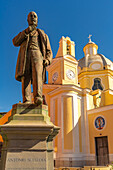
[64,55,78,63]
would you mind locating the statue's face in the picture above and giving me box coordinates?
[27,11,38,26]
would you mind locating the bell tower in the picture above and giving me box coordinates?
[43,36,91,167]
[47,36,78,86]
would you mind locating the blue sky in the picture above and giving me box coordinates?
[0,0,113,112]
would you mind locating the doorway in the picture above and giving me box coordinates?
[95,136,109,165]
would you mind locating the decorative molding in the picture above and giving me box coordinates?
[89,62,102,70]
[88,104,113,114]
[47,85,82,96]
[55,153,95,160]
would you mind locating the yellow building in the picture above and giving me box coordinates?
[0,36,113,168]
[43,36,113,168]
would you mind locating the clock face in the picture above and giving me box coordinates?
[66,69,75,80]
[52,72,58,82]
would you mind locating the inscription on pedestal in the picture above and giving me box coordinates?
[5,152,46,170]
[7,158,46,162]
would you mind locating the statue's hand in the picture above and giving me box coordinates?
[43,59,49,67]
[25,25,36,34]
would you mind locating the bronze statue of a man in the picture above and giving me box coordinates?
[13,11,52,105]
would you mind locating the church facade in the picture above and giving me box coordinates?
[43,36,113,167]
[0,36,113,168]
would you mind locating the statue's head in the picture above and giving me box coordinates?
[27,11,38,26]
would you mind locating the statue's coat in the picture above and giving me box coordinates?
[13,29,52,83]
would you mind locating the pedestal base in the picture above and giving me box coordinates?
[0,104,60,170]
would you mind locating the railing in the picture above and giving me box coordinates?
[54,155,112,170]
[55,167,111,170]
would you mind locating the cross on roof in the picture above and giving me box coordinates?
[88,34,92,42]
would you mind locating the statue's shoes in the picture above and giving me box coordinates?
[34,97,43,105]
[23,100,31,104]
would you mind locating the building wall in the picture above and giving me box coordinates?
[78,70,109,91]
[88,105,113,162]
[101,90,113,106]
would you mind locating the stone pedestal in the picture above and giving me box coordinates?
[0,104,60,170]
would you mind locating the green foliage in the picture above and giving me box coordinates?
[110,162,113,169]
[0,114,3,119]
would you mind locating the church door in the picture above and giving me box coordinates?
[95,136,109,165]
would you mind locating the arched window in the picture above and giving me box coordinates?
[66,43,70,54]
[66,40,71,55]
[92,78,103,91]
